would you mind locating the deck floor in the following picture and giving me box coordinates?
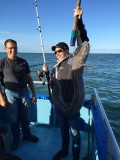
[12,124,89,160]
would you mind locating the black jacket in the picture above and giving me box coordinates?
[51,18,90,114]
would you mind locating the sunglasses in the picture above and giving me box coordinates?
[6,47,17,50]
[54,49,63,55]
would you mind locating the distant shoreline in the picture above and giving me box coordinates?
[0,52,120,54]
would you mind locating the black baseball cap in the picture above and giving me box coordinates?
[51,42,69,51]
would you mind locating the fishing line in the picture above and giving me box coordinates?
[30,61,56,68]
[34,0,46,64]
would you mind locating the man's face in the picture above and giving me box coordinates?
[55,47,67,62]
[4,42,18,60]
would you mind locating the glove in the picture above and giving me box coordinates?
[42,64,48,72]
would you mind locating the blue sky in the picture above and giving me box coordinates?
[0,0,120,53]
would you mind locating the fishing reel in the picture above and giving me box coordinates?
[37,70,50,85]
[37,70,46,85]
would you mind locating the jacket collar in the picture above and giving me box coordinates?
[54,54,70,68]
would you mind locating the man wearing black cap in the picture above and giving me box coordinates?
[43,7,89,160]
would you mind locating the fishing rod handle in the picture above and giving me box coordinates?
[76,0,81,7]
[70,0,81,46]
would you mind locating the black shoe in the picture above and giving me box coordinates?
[11,138,19,150]
[23,134,39,142]
[53,149,68,160]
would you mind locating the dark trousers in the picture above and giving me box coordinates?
[56,109,81,159]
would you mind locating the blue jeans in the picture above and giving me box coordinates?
[5,88,31,139]
[56,110,81,159]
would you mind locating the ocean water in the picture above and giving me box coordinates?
[0,52,120,147]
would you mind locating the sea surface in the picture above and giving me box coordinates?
[0,52,120,148]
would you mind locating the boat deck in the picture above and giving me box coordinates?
[1,98,94,160]
[1,91,120,160]
[12,124,89,160]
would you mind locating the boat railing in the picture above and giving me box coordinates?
[93,88,120,160]
[33,81,48,85]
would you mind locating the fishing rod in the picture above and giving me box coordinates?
[34,0,46,64]
[70,1,91,159]
[70,0,81,46]
[34,0,52,101]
